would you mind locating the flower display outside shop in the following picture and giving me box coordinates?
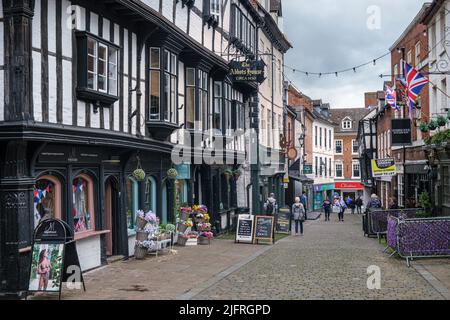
[134,209,168,259]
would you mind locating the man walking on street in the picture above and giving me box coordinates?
[264,193,278,216]
[323,197,332,221]
[338,197,347,222]
[356,196,363,214]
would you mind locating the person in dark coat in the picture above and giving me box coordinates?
[322,197,332,222]
[356,196,363,214]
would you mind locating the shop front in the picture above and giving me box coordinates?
[313,183,335,211]
[334,182,364,201]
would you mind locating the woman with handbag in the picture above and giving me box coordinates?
[291,197,306,236]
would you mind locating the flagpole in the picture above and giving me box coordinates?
[428,79,450,100]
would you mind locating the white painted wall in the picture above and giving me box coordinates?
[32,0,41,49]
[62,60,72,125]
[77,236,102,271]
[128,235,136,256]
[48,56,58,123]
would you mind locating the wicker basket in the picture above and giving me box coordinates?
[134,246,148,259]
[136,216,148,230]
[198,236,211,245]
[178,223,188,234]
[136,231,149,241]
[177,235,188,246]
[179,211,189,220]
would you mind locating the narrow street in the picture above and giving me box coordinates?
[53,214,447,301]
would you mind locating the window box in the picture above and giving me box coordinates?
[76,31,120,107]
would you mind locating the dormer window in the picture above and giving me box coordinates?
[342,117,352,130]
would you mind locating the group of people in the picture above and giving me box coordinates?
[322,195,364,222]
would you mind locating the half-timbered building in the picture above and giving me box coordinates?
[0,0,290,296]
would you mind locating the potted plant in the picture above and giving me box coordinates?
[419,122,429,133]
[428,119,438,131]
[178,206,192,220]
[136,210,148,230]
[167,168,178,180]
[135,240,156,259]
[437,115,448,127]
[178,219,193,233]
[198,231,213,245]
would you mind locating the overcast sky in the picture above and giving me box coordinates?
[283,0,429,109]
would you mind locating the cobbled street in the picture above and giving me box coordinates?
[51,214,449,300]
[193,214,447,300]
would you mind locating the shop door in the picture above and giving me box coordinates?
[105,178,119,256]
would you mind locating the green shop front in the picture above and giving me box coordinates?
[313,183,335,211]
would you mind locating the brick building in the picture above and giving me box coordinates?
[330,108,369,201]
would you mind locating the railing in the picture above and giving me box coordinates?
[363,208,421,240]
[387,216,450,266]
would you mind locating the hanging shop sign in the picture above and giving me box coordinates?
[391,119,412,146]
[175,164,191,180]
[27,219,86,300]
[253,216,275,244]
[303,165,313,175]
[371,158,397,178]
[229,60,265,83]
[235,214,255,243]
[276,208,291,234]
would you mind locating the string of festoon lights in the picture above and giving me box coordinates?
[282,52,390,78]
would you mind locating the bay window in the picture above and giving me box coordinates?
[77,31,119,105]
[185,68,208,131]
[213,82,223,131]
[231,4,256,55]
[148,47,178,124]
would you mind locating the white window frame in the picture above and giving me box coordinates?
[335,162,343,179]
[415,42,421,67]
[352,139,358,155]
[210,0,220,21]
[342,117,352,130]
[335,139,343,154]
[352,161,361,179]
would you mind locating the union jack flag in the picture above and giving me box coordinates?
[385,85,398,110]
[404,62,428,118]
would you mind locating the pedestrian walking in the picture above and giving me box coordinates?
[348,197,356,215]
[338,197,347,222]
[356,196,363,214]
[388,197,399,210]
[367,194,382,209]
[264,193,278,216]
[323,197,332,221]
[301,192,308,220]
[291,197,306,236]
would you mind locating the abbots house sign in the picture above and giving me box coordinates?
[229,60,265,83]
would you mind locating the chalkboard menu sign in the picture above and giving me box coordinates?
[235,215,255,243]
[254,216,275,244]
[276,209,291,234]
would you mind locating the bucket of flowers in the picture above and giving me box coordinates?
[178,219,193,234]
[134,240,156,259]
[136,210,148,230]
[198,231,213,245]
[178,206,193,221]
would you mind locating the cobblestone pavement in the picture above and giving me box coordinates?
[39,241,264,300]
[194,214,446,300]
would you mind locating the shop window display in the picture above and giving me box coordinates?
[33,178,60,229]
[73,176,94,233]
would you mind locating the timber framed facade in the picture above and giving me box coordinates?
[0,0,290,296]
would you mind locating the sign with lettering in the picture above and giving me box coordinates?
[229,60,265,83]
[254,216,275,243]
[371,158,397,178]
[391,119,412,146]
[303,165,313,175]
[235,214,255,243]
[276,209,291,234]
[176,164,191,180]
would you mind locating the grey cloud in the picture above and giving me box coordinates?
[283,0,428,108]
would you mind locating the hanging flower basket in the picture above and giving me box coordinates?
[419,122,429,133]
[428,120,438,131]
[167,168,178,180]
[437,115,448,127]
[224,169,233,180]
[233,169,242,180]
[133,169,146,182]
